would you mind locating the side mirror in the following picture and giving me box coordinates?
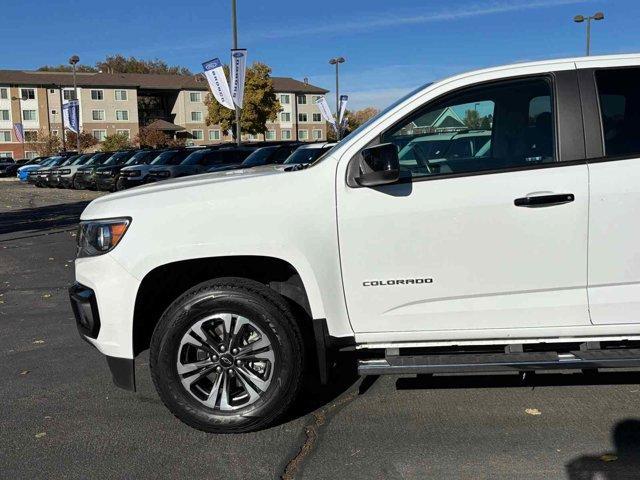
[355,143,400,187]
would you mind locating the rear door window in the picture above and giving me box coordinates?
[595,68,640,157]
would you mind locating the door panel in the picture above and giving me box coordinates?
[338,167,590,333]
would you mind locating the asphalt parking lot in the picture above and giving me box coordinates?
[3,179,640,479]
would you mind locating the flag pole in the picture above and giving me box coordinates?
[58,86,67,151]
[231,0,241,146]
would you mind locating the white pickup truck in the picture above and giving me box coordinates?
[70,54,640,433]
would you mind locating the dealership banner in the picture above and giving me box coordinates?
[63,100,79,133]
[230,49,247,108]
[13,123,24,143]
[202,58,235,110]
[337,95,348,124]
[315,96,336,126]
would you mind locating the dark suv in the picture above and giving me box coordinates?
[75,151,135,190]
[207,143,302,173]
[146,147,256,182]
[96,149,160,192]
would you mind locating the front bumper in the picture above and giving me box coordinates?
[116,177,145,190]
[96,175,116,191]
[58,175,74,188]
[74,174,96,189]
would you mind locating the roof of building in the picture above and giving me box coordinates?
[0,70,328,94]
[146,119,185,131]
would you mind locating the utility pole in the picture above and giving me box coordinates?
[231,0,241,146]
[573,12,604,56]
[328,57,345,140]
[69,55,81,152]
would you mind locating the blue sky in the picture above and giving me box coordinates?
[4,0,637,110]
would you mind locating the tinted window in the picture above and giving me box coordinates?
[596,68,640,157]
[284,147,329,164]
[126,150,156,165]
[152,150,192,165]
[102,151,132,166]
[382,77,554,179]
[241,147,278,167]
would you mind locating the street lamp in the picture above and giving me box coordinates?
[573,12,604,56]
[328,56,345,139]
[68,54,80,152]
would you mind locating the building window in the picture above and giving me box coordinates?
[115,90,128,101]
[298,113,308,122]
[92,130,106,141]
[91,89,104,100]
[0,88,7,100]
[281,129,291,140]
[209,130,221,141]
[116,129,130,139]
[191,129,204,140]
[92,110,105,121]
[297,95,307,105]
[298,129,309,140]
[22,110,37,121]
[312,95,322,103]
[116,110,129,121]
[52,130,59,137]
[265,130,276,140]
[191,111,203,122]
[312,113,322,122]
[280,112,291,122]
[21,89,35,100]
[25,151,38,159]
[313,129,322,140]
[0,131,11,142]
[0,152,12,158]
[24,130,38,142]
[63,89,77,101]
[190,92,202,102]
[280,94,290,105]
[0,110,9,121]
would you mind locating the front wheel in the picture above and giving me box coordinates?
[150,278,305,433]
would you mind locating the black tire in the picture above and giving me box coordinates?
[150,277,305,433]
[72,176,80,189]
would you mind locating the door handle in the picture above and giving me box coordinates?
[514,193,574,207]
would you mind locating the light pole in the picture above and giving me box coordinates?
[69,55,80,152]
[328,57,345,139]
[574,12,604,56]
[231,0,241,146]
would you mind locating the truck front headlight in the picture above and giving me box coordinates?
[77,218,131,258]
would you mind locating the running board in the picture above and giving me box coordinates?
[358,348,640,375]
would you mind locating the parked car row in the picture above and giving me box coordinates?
[15,141,336,191]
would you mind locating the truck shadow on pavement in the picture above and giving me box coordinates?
[565,419,640,480]
[0,201,91,236]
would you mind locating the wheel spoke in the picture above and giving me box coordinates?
[202,372,224,408]
[190,322,220,353]
[218,373,233,411]
[237,336,274,362]
[236,365,271,392]
[177,358,214,376]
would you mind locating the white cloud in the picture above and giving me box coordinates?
[248,0,595,40]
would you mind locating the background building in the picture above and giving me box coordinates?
[0,70,329,158]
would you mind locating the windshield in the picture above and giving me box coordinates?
[41,156,62,166]
[241,147,277,167]
[71,154,93,165]
[60,155,80,166]
[284,147,328,165]
[151,150,191,165]
[125,150,154,165]
[84,152,110,166]
[102,151,132,166]
[181,150,211,165]
[311,82,433,166]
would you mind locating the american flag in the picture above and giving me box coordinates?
[13,123,24,143]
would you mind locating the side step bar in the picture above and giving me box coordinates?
[358,348,640,376]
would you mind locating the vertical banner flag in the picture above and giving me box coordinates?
[230,49,247,108]
[202,58,235,110]
[337,95,348,125]
[63,100,80,133]
[315,96,336,127]
[13,123,24,143]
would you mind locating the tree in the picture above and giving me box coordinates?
[101,133,132,151]
[204,62,280,138]
[96,55,192,75]
[66,131,99,152]
[135,127,185,148]
[463,109,481,129]
[347,107,379,131]
[26,128,62,156]
[38,54,192,75]
[38,64,98,73]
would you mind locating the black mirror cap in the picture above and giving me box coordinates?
[356,143,400,187]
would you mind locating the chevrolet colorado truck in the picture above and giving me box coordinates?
[70,54,640,433]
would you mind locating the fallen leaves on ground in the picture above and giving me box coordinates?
[20,370,30,375]
[42,293,51,299]
[600,454,618,462]
[35,432,46,439]
[525,408,542,416]
[32,340,45,345]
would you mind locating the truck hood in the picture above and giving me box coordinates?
[83,164,288,216]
